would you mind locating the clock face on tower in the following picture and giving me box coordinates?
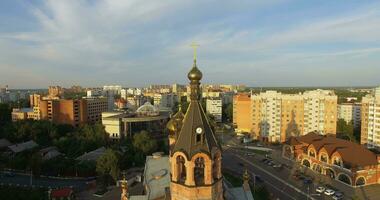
[196,127,203,134]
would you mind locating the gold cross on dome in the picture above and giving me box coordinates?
[190,42,200,61]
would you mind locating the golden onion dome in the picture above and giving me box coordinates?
[166,109,184,133]
[187,61,202,81]
[166,119,177,133]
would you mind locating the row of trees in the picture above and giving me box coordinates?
[96,130,159,187]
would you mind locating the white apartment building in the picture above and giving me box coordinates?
[154,93,178,110]
[103,85,122,95]
[252,91,282,142]
[206,98,222,122]
[361,86,380,148]
[337,103,361,128]
[303,90,337,134]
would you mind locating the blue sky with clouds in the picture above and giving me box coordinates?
[0,0,379,89]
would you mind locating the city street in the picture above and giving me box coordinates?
[223,147,321,200]
[0,172,90,191]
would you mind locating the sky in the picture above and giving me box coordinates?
[0,0,380,89]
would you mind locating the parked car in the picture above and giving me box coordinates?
[246,153,255,157]
[272,164,282,168]
[324,189,335,196]
[267,161,274,166]
[316,186,325,193]
[256,144,263,147]
[332,192,343,200]
[255,175,263,182]
[261,158,268,162]
[303,178,312,184]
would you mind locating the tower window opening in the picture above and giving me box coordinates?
[194,157,205,186]
[196,133,202,143]
[176,156,186,184]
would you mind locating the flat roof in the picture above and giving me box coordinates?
[143,155,170,200]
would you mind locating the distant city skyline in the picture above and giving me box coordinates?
[1,0,380,89]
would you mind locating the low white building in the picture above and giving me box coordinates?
[206,98,222,122]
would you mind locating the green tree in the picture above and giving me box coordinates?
[96,149,120,182]
[222,103,233,122]
[337,119,356,142]
[133,130,157,155]
[0,103,11,126]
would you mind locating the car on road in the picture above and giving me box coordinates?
[315,186,325,193]
[303,178,312,184]
[272,164,282,168]
[332,192,343,200]
[324,189,335,196]
[255,175,263,182]
[267,161,274,166]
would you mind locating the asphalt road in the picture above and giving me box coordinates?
[0,173,90,191]
[222,147,339,200]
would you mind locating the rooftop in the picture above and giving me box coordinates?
[286,132,379,168]
[76,147,106,162]
[143,154,170,200]
[8,140,38,153]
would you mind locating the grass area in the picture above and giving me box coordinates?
[0,186,47,200]
[223,172,242,187]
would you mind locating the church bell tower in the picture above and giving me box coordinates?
[169,45,223,200]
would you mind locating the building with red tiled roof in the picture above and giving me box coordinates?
[283,132,380,187]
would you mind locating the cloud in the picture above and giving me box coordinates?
[0,0,379,88]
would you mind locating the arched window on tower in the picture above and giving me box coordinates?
[176,155,186,184]
[194,157,205,186]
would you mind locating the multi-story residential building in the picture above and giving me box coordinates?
[29,94,41,107]
[86,89,102,98]
[302,90,337,135]
[206,98,222,122]
[361,86,380,149]
[84,97,108,124]
[103,85,122,95]
[338,103,361,128]
[38,97,108,126]
[120,89,127,100]
[233,94,252,134]
[153,93,178,110]
[234,89,337,142]
[126,95,147,109]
